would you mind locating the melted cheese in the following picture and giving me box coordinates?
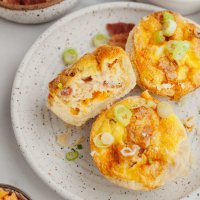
[90,92,188,189]
[131,11,200,100]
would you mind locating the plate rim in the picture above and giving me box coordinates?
[10,2,189,200]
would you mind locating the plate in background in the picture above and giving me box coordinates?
[0,0,78,24]
[136,0,200,15]
[11,2,200,200]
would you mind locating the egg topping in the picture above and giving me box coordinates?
[90,91,188,189]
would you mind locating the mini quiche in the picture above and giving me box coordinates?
[126,11,200,100]
[48,45,136,126]
[90,91,190,190]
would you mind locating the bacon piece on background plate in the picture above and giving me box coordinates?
[108,33,130,49]
[106,22,135,49]
[106,22,135,35]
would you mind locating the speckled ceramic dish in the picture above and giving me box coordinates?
[11,2,200,200]
[0,184,31,200]
[137,0,200,15]
[0,0,78,24]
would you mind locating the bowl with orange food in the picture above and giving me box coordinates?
[0,184,31,200]
[0,0,78,24]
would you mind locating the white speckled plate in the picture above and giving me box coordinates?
[11,2,200,200]
[0,0,78,24]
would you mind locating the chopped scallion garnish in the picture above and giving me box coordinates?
[77,144,83,150]
[66,150,79,161]
[163,12,174,22]
[114,104,132,126]
[163,19,177,37]
[154,31,165,43]
[92,33,108,47]
[165,40,190,61]
[63,48,78,65]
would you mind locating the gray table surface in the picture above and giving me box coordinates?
[0,0,200,199]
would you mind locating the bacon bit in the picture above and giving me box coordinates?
[126,107,158,148]
[155,12,164,21]
[82,76,93,82]
[142,126,153,137]
[65,68,79,77]
[106,22,135,49]
[108,59,118,68]
[103,80,108,86]
[159,57,177,81]
[69,72,76,77]
[108,33,129,49]
[129,161,137,167]
[138,148,145,157]
[106,22,135,36]
[135,107,148,119]
[61,87,72,96]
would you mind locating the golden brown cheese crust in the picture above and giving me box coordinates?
[49,45,128,98]
[48,45,136,126]
[126,11,200,100]
[90,91,189,190]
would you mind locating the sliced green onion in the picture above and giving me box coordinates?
[165,40,179,53]
[114,104,132,126]
[77,144,83,150]
[154,31,165,44]
[163,12,174,22]
[101,133,114,145]
[92,33,108,47]
[58,83,63,89]
[180,41,190,51]
[66,150,79,161]
[163,19,177,37]
[172,47,186,61]
[63,48,78,65]
[146,100,157,109]
[93,132,113,148]
[166,40,190,61]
